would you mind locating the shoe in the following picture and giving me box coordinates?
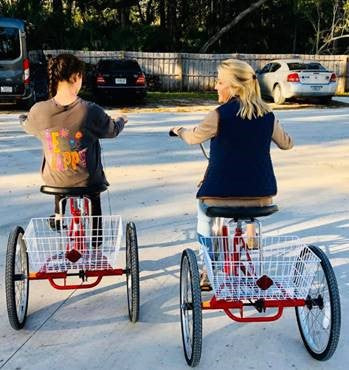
[247,234,260,250]
[200,271,212,291]
[48,215,66,231]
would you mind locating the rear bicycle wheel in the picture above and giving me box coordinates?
[295,245,341,360]
[5,226,29,330]
[180,249,202,367]
[126,222,140,322]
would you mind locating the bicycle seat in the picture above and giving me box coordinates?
[40,184,108,196]
[203,204,278,220]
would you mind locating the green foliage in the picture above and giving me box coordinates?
[0,0,347,54]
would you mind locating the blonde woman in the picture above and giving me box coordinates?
[171,59,293,289]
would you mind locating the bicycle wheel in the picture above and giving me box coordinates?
[295,245,341,361]
[180,249,202,367]
[5,226,29,330]
[126,222,140,323]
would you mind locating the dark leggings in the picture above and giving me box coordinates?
[55,193,102,246]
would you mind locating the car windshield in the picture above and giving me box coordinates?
[98,60,141,73]
[0,26,20,61]
[287,62,327,71]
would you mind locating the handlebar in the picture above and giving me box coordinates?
[169,130,178,137]
[19,114,27,126]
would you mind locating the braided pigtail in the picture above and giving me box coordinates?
[47,57,58,98]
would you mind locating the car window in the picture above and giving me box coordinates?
[98,60,142,73]
[287,62,327,71]
[270,63,281,72]
[260,63,271,73]
[0,26,20,61]
[306,62,327,71]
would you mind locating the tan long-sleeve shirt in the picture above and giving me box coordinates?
[172,109,293,207]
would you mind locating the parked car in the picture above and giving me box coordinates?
[92,59,146,103]
[256,59,337,104]
[0,17,36,108]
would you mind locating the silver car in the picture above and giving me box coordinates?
[256,59,337,104]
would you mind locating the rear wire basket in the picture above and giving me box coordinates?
[200,236,320,301]
[23,216,122,272]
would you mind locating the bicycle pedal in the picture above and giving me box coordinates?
[65,249,82,263]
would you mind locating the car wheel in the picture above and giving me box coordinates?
[273,84,285,105]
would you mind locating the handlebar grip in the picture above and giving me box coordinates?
[169,130,178,137]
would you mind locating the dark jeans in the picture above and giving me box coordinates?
[54,193,102,247]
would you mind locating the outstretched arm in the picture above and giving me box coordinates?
[171,110,218,145]
[272,119,293,149]
[89,103,127,138]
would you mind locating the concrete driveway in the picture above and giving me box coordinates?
[0,105,348,369]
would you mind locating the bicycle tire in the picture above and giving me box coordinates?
[5,226,29,330]
[126,222,140,323]
[295,245,341,361]
[180,249,202,367]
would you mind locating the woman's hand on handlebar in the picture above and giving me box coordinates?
[169,127,182,136]
[19,114,28,126]
[119,114,128,124]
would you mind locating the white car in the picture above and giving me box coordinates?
[256,59,337,104]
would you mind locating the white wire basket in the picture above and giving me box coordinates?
[23,216,122,272]
[200,236,320,301]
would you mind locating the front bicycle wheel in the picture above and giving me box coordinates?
[5,226,29,330]
[180,249,202,367]
[126,222,140,323]
[295,245,341,360]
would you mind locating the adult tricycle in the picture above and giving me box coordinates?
[170,130,341,367]
[5,184,140,329]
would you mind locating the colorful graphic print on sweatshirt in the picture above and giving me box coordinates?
[45,128,87,171]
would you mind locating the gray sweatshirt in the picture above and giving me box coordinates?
[23,98,125,187]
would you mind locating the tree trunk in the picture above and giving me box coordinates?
[52,0,63,14]
[159,0,166,28]
[199,0,268,53]
[119,6,130,28]
[167,0,177,48]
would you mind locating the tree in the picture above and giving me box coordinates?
[199,0,269,52]
[296,0,349,54]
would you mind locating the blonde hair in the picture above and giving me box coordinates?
[217,59,271,120]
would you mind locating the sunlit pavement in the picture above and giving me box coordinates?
[0,105,348,369]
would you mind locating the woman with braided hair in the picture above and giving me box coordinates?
[171,59,293,289]
[22,53,128,227]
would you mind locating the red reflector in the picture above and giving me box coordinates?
[96,74,106,84]
[23,58,30,84]
[136,73,145,85]
[287,73,300,83]
[330,73,336,82]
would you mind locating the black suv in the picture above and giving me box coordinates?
[92,59,146,103]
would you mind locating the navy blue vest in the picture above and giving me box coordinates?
[197,99,277,198]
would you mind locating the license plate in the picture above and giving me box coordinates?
[1,86,13,93]
[115,78,126,84]
[311,86,322,91]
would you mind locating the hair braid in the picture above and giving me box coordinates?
[47,54,85,98]
[47,57,58,98]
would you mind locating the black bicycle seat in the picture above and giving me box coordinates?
[40,184,108,196]
[203,204,278,220]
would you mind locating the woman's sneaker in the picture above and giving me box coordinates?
[200,271,212,291]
